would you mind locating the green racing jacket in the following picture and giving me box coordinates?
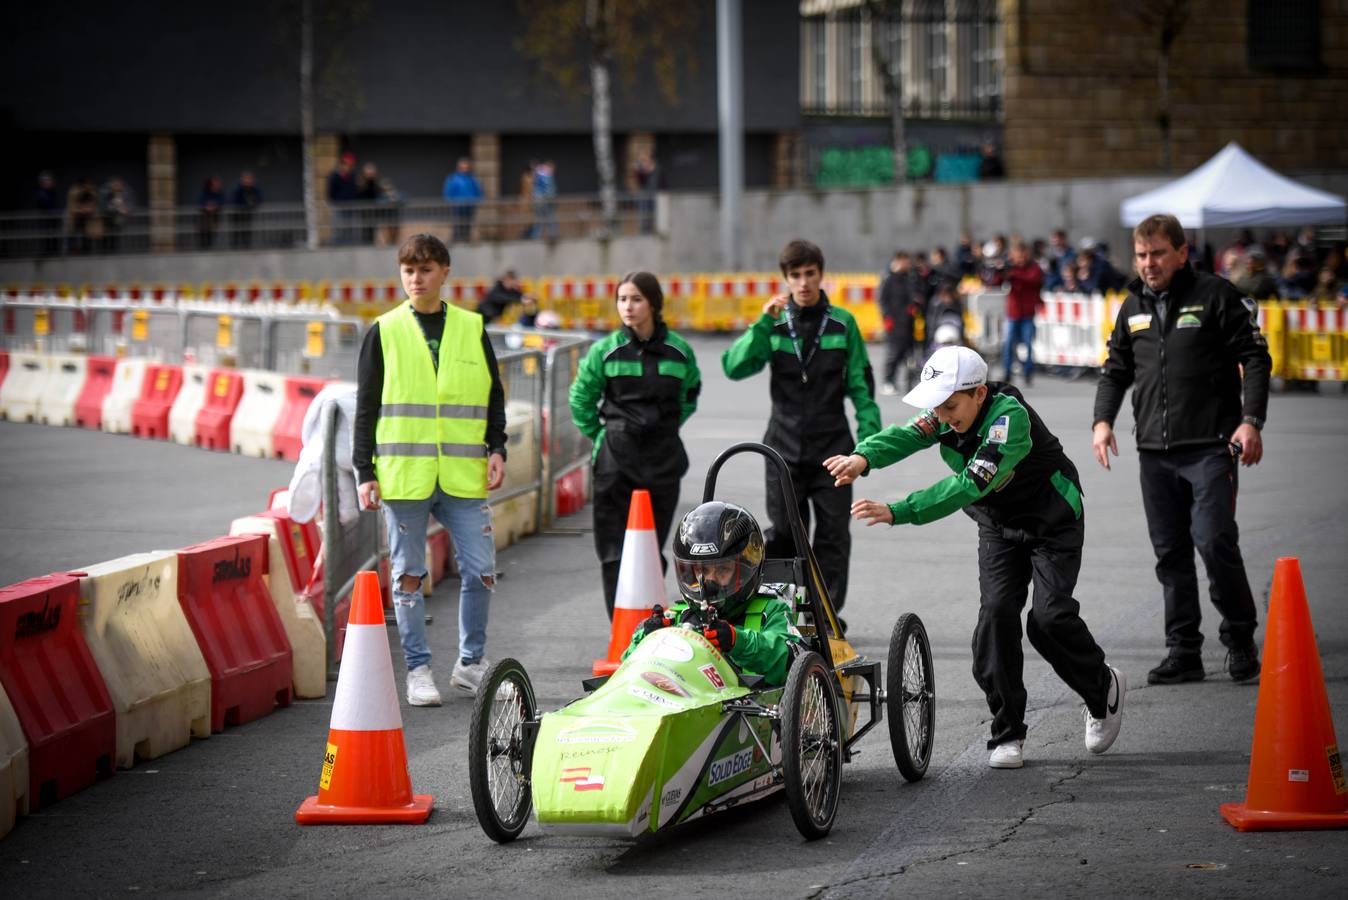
[622,595,801,686]
[854,382,1084,531]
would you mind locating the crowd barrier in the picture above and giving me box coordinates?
[101,358,147,434]
[75,551,212,769]
[169,364,209,444]
[230,370,287,458]
[175,534,293,732]
[0,683,27,838]
[0,351,47,422]
[228,513,327,699]
[73,355,117,429]
[273,376,328,461]
[130,363,184,439]
[0,573,116,812]
[196,368,244,450]
[36,355,86,426]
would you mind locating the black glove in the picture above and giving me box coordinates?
[639,604,669,636]
[703,620,736,652]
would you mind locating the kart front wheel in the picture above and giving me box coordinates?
[887,613,934,782]
[468,658,537,843]
[781,651,843,840]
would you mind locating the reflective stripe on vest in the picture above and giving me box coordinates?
[374,301,490,500]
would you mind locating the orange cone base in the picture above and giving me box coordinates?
[593,658,619,676]
[295,793,434,825]
[1220,802,1348,832]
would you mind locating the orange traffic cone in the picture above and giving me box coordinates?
[1220,557,1348,831]
[593,489,666,676]
[295,570,433,824]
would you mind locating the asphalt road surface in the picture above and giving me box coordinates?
[2,334,1346,899]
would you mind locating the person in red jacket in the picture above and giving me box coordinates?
[989,241,1045,385]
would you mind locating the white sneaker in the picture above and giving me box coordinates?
[881,382,898,396]
[989,739,1024,769]
[1085,665,1126,754]
[451,657,491,695]
[406,665,442,707]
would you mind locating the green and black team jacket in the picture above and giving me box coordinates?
[621,596,801,686]
[854,383,1084,531]
[569,321,701,484]
[721,294,881,464]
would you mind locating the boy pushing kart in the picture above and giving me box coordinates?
[825,345,1124,768]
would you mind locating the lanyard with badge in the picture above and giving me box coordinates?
[783,302,822,383]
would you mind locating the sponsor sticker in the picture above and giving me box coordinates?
[968,458,998,485]
[557,721,637,744]
[629,685,681,708]
[661,787,683,808]
[987,415,1009,445]
[1128,313,1152,333]
[700,664,726,690]
[1177,313,1202,329]
[1288,769,1310,783]
[652,630,695,662]
[560,767,606,791]
[641,670,691,697]
[708,748,755,786]
[909,411,939,438]
[690,542,719,555]
[1328,744,1346,795]
[319,742,338,791]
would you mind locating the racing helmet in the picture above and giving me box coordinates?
[672,501,765,617]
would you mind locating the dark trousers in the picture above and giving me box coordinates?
[1138,446,1258,657]
[593,468,679,619]
[974,515,1110,748]
[764,460,851,611]
[882,328,917,388]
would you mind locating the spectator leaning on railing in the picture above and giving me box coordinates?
[443,157,483,243]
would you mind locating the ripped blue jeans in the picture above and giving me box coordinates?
[382,486,495,670]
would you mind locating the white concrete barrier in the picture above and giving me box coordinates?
[75,550,212,770]
[100,358,148,434]
[0,681,30,839]
[169,363,210,446]
[37,354,88,427]
[0,351,51,423]
[229,369,286,458]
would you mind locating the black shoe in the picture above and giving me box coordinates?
[1147,655,1205,684]
[1226,644,1261,683]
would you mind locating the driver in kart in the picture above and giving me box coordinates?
[623,501,802,686]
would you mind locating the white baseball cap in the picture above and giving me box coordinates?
[902,346,988,409]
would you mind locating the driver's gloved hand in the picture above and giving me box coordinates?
[703,620,736,652]
[639,604,669,636]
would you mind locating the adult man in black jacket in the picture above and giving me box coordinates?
[1091,213,1271,686]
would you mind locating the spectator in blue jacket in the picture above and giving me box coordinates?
[443,157,483,243]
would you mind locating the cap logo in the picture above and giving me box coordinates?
[921,365,942,381]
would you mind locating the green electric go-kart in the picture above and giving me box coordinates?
[467,442,935,842]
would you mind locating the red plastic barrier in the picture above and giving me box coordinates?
[176,534,294,731]
[130,363,184,440]
[271,376,327,461]
[194,369,244,451]
[554,467,588,517]
[427,528,452,583]
[0,351,8,393]
[73,355,117,430]
[0,574,117,811]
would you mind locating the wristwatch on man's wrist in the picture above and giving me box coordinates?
[1241,415,1264,431]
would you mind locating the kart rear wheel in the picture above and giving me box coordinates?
[781,650,843,840]
[468,658,536,843]
[887,613,934,782]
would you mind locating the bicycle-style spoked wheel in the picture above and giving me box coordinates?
[887,613,935,781]
[781,651,844,839]
[468,658,537,842]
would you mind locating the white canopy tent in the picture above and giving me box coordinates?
[1120,142,1346,228]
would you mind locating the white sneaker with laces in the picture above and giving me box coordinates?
[451,657,491,695]
[1085,665,1125,754]
[988,739,1024,769]
[406,665,442,707]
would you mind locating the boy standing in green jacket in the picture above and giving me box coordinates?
[825,346,1124,769]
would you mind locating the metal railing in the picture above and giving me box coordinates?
[0,191,662,260]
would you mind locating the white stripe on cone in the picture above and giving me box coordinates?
[329,623,404,732]
[615,520,665,612]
